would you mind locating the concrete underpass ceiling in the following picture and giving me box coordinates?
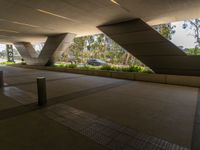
[0,0,200,43]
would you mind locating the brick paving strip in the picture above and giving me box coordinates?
[3,87,37,104]
[45,103,189,150]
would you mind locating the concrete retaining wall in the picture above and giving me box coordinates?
[12,64,200,87]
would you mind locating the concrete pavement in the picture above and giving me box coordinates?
[0,65,198,149]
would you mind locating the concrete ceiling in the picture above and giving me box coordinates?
[0,0,200,43]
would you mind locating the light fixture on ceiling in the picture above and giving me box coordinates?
[37,9,77,23]
[110,0,130,12]
[0,29,19,33]
[110,0,120,6]
[0,18,39,28]
[0,34,12,38]
[12,21,39,28]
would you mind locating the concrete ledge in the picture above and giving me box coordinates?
[11,64,200,87]
[166,75,200,87]
[134,73,166,84]
[111,71,134,80]
[93,70,112,77]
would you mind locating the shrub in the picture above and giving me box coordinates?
[142,69,153,73]
[54,63,66,67]
[65,64,77,69]
[0,61,15,65]
[79,65,97,70]
[55,63,153,74]
[100,65,112,71]
[128,65,144,72]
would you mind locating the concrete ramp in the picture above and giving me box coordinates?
[98,19,200,76]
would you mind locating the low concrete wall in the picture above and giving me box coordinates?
[11,64,200,87]
[135,73,166,84]
[111,72,134,80]
[166,75,200,87]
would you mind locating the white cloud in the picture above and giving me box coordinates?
[171,21,196,48]
[0,44,6,52]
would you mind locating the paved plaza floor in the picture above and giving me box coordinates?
[0,65,198,149]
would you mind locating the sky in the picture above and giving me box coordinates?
[171,21,196,48]
[0,21,197,52]
[0,44,5,51]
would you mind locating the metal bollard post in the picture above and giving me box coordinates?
[37,77,47,106]
[0,71,3,88]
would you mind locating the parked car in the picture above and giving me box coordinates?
[87,59,107,66]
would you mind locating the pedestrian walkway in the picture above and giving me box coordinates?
[45,103,189,150]
[0,65,198,149]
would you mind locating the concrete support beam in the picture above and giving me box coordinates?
[98,19,200,76]
[47,33,76,66]
[14,33,75,66]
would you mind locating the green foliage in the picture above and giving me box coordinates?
[154,24,176,40]
[0,61,15,65]
[78,65,98,70]
[65,64,77,69]
[67,34,144,66]
[55,63,66,68]
[54,63,77,68]
[100,65,153,73]
[185,48,200,55]
[100,65,113,71]
[127,65,144,72]
[55,63,153,73]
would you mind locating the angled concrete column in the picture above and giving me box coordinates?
[99,19,200,76]
[14,42,38,60]
[14,33,75,66]
[46,33,75,65]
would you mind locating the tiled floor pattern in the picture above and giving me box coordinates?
[3,86,36,104]
[0,66,195,149]
[45,103,189,150]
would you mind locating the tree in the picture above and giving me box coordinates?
[67,34,145,66]
[181,19,200,55]
[183,19,200,48]
[153,24,176,40]
[185,47,200,55]
[69,36,90,63]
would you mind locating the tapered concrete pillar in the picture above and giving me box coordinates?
[47,33,75,66]
[14,42,39,64]
[98,19,200,76]
[14,33,75,66]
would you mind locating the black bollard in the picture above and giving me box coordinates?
[37,77,47,106]
[0,71,3,88]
